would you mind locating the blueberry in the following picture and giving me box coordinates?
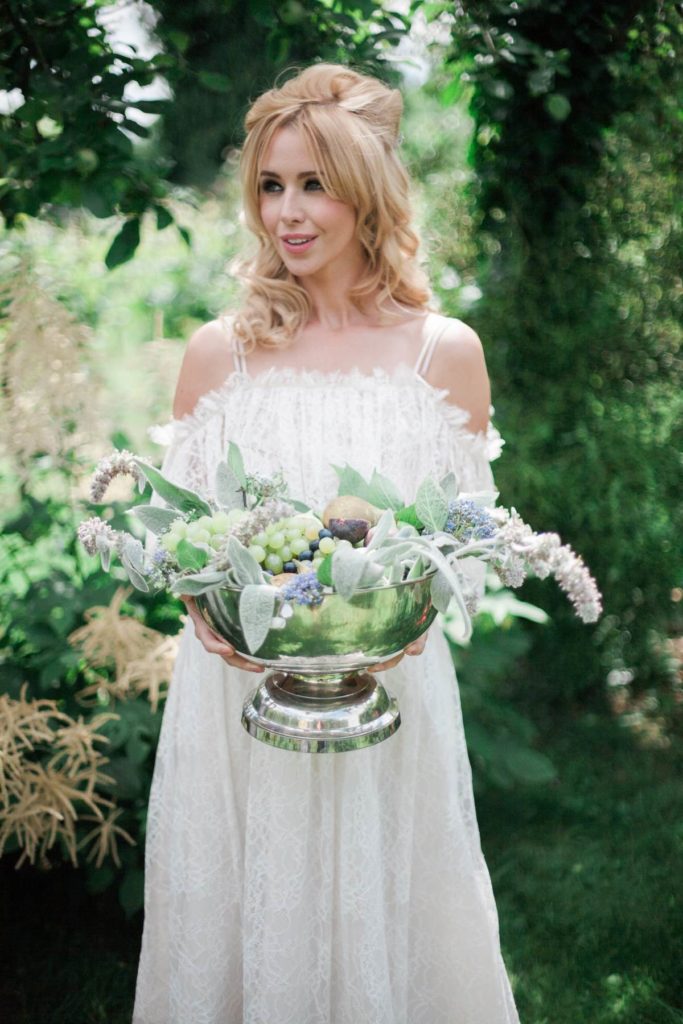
[309,540,320,552]
[283,561,297,573]
[298,550,313,561]
[318,528,333,539]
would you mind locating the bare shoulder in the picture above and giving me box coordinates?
[424,316,491,435]
[172,318,234,419]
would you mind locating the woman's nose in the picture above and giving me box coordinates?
[279,187,304,223]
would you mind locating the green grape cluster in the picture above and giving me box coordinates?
[247,516,339,575]
[160,510,248,555]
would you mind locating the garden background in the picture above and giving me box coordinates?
[1,1,681,1022]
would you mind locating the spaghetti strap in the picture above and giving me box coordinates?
[414,313,449,379]
[220,314,248,375]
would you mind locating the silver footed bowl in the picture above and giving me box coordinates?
[195,570,438,754]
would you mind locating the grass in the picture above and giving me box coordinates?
[1,711,681,1023]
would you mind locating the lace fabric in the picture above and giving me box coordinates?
[133,363,520,1024]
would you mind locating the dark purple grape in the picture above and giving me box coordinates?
[318,528,333,539]
[283,561,297,573]
[298,550,313,561]
[309,540,320,552]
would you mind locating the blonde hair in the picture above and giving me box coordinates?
[232,63,431,352]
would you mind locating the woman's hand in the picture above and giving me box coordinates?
[180,596,265,673]
[366,631,429,674]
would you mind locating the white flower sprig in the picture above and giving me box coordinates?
[77,517,119,556]
[490,507,602,623]
[90,450,148,503]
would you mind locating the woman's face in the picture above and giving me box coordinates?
[258,126,364,284]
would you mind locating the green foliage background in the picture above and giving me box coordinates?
[1,2,681,1021]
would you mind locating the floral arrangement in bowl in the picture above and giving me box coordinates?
[78,443,603,659]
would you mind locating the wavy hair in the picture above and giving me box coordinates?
[231,64,431,352]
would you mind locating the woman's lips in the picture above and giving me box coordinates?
[281,235,317,254]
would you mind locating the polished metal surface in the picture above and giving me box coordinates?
[242,671,400,753]
[196,572,437,753]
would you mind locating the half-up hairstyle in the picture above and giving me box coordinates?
[232,64,431,352]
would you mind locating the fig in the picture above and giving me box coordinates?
[322,496,382,528]
[328,517,370,544]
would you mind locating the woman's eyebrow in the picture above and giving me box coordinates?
[259,170,318,178]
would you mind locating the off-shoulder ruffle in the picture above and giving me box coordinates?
[147,363,505,463]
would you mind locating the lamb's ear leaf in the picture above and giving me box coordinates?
[130,505,179,535]
[227,442,247,489]
[415,477,448,533]
[134,460,212,516]
[215,461,243,510]
[226,536,263,586]
[121,537,149,592]
[330,543,368,601]
[369,469,403,511]
[95,533,112,571]
[440,472,459,502]
[365,509,395,551]
[407,555,426,580]
[239,584,276,654]
[430,569,453,613]
[170,571,228,596]
[176,539,209,572]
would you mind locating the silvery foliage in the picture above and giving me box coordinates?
[239,584,277,653]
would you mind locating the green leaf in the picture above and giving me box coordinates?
[239,584,276,653]
[501,743,558,784]
[544,93,572,122]
[105,217,141,269]
[369,469,403,510]
[440,472,459,501]
[415,478,448,533]
[130,504,179,534]
[198,71,233,94]
[134,460,212,516]
[332,463,374,502]
[215,461,243,509]
[155,205,173,230]
[395,503,425,530]
[119,867,144,917]
[316,553,333,586]
[176,539,209,572]
[177,225,191,247]
[227,441,247,488]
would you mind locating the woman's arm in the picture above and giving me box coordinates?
[172,319,233,420]
[423,319,491,435]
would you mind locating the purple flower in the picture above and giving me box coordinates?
[280,573,324,607]
[445,499,496,542]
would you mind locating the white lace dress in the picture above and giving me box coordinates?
[132,315,520,1024]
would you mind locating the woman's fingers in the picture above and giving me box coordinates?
[180,596,265,673]
[367,632,428,673]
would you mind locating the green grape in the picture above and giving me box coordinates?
[209,535,224,550]
[279,545,292,562]
[268,531,285,550]
[189,528,211,545]
[289,536,309,556]
[265,552,283,573]
[196,515,213,532]
[304,524,319,541]
[248,544,267,563]
[160,533,179,553]
[169,519,187,537]
[210,512,231,534]
[319,536,336,555]
[265,522,277,535]
[253,531,269,548]
[285,527,303,542]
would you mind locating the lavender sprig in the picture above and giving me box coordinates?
[280,573,324,607]
[445,499,497,542]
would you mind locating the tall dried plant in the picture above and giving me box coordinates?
[0,262,102,479]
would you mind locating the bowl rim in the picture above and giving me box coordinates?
[197,565,439,598]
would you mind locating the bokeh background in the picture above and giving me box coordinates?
[1,2,681,1022]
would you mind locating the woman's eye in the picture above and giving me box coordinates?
[305,178,323,191]
[260,179,282,193]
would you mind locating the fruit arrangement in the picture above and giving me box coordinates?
[78,443,602,655]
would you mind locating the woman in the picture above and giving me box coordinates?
[134,64,519,1024]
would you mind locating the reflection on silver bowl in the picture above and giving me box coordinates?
[196,571,438,753]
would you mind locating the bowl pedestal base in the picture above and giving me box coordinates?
[242,670,400,753]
